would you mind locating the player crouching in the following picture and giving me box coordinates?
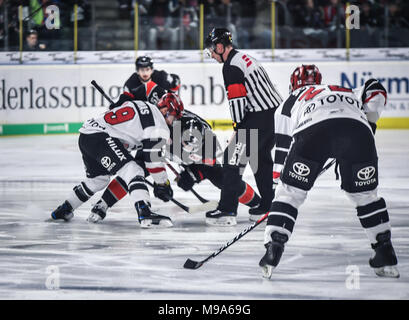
[260,65,399,279]
[51,93,183,228]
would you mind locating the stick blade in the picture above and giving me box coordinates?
[188,201,218,214]
[183,258,203,269]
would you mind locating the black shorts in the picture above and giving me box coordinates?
[280,118,378,193]
[79,132,133,178]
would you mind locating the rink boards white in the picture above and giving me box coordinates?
[0,60,408,135]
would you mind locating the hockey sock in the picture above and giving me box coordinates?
[128,176,150,204]
[356,197,391,244]
[101,177,129,208]
[238,182,261,208]
[264,201,298,243]
[66,182,95,209]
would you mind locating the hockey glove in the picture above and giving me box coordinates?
[109,92,135,110]
[153,179,173,202]
[170,74,181,92]
[177,169,196,191]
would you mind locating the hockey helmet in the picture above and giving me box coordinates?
[204,28,232,57]
[157,92,184,119]
[290,64,322,93]
[180,118,204,153]
[136,56,153,70]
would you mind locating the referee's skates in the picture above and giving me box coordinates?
[259,231,288,279]
[369,230,399,278]
[51,200,74,221]
[136,201,173,228]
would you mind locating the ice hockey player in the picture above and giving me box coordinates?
[87,87,262,223]
[203,27,282,226]
[171,109,262,223]
[112,80,167,110]
[51,93,181,228]
[124,56,181,93]
[259,64,399,279]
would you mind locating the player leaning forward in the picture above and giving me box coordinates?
[260,65,399,278]
[204,28,282,225]
[50,94,182,228]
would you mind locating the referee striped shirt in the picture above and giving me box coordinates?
[222,49,282,124]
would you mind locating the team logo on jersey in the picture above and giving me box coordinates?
[357,166,376,180]
[101,156,111,169]
[106,137,127,161]
[293,162,310,176]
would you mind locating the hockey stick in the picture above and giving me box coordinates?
[165,161,210,204]
[183,158,337,270]
[184,212,269,269]
[145,180,217,214]
[91,80,115,105]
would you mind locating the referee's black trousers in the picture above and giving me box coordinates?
[218,109,275,213]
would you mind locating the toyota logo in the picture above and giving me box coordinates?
[357,166,376,180]
[293,162,310,176]
[101,156,111,169]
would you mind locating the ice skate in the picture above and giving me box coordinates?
[369,230,399,278]
[205,209,237,226]
[51,201,74,222]
[136,201,173,228]
[248,206,269,222]
[259,231,288,279]
[87,200,107,223]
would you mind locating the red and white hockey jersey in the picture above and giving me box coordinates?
[80,100,170,183]
[80,100,169,148]
[273,81,387,176]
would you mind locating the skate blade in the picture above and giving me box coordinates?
[205,216,237,226]
[63,213,74,222]
[261,264,275,279]
[374,266,400,278]
[86,213,103,224]
[140,219,173,229]
[46,213,74,222]
[249,215,268,222]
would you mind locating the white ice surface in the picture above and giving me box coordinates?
[0,130,408,300]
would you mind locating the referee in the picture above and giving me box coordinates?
[204,28,282,226]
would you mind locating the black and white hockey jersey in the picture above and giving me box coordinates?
[222,49,282,125]
[124,70,180,93]
[130,81,167,106]
[168,110,222,166]
[273,81,387,176]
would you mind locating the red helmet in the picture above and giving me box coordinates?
[157,92,184,119]
[290,64,322,92]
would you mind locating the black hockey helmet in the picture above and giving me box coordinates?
[180,118,204,153]
[204,27,232,50]
[135,56,153,70]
